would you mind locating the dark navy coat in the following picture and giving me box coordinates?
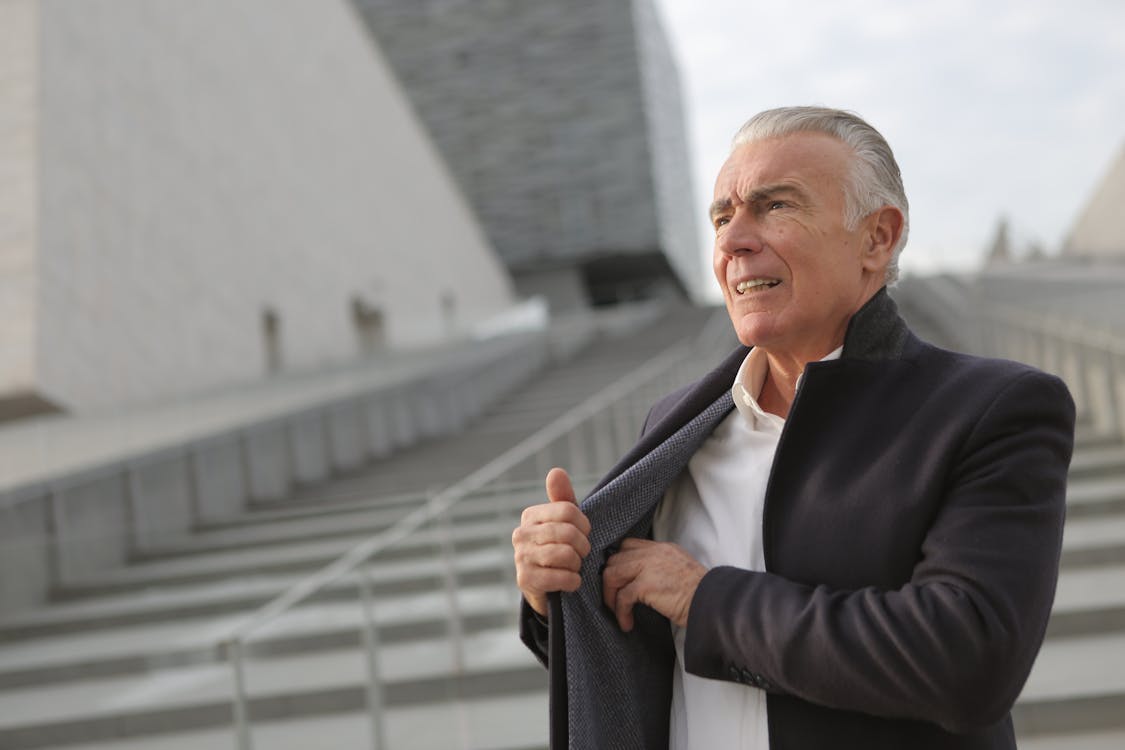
[522,289,1075,749]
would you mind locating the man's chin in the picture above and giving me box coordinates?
[729,313,777,349]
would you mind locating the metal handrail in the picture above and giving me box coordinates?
[219,307,734,748]
[902,274,1125,441]
[986,303,1125,356]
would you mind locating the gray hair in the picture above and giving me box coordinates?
[731,106,909,285]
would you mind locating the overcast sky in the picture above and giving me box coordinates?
[653,0,1125,288]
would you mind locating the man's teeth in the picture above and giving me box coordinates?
[735,279,779,294]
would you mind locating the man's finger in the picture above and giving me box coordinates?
[602,556,637,616]
[545,467,578,505]
[519,501,590,536]
[613,581,639,632]
[520,540,584,573]
[517,566,582,597]
[528,522,590,558]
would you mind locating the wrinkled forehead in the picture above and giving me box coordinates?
[713,133,854,201]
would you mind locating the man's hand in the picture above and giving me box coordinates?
[512,467,592,616]
[603,539,706,632]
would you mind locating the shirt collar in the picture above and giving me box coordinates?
[731,345,843,427]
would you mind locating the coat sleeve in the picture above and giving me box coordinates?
[520,598,550,667]
[683,370,1075,733]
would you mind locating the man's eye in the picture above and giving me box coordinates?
[768,201,787,211]
[713,216,730,229]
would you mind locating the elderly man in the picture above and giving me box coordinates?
[512,106,1075,749]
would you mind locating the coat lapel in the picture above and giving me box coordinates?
[582,390,735,552]
[560,389,734,748]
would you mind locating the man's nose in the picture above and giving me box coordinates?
[716,213,762,257]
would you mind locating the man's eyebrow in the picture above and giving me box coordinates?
[744,183,808,203]
[708,198,732,220]
[709,184,810,220]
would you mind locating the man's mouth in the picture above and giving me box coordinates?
[735,278,781,295]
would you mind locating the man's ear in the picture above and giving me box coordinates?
[861,206,904,273]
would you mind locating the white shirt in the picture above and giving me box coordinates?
[652,345,842,750]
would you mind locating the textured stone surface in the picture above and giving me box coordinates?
[15,0,515,412]
[0,0,38,397]
[351,0,703,298]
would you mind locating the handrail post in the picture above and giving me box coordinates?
[1114,351,1125,442]
[437,509,466,674]
[495,487,519,613]
[1101,344,1122,441]
[358,567,387,750]
[228,638,254,750]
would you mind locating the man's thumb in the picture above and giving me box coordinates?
[545,467,578,505]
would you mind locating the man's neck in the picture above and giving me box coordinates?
[759,346,840,419]
[757,371,794,419]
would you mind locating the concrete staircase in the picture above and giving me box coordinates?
[3,296,1124,748]
[1013,425,1125,749]
[897,286,1125,747]
[0,305,719,750]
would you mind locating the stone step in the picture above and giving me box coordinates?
[134,485,531,562]
[148,476,600,563]
[1066,476,1125,519]
[1014,631,1125,736]
[228,486,430,526]
[1068,446,1125,480]
[51,515,516,601]
[150,499,419,559]
[0,627,545,750]
[0,582,519,690]
[0,545,510,640]
[1017,728,1125,750]
[218,473,584,532]
[1061,515,1125,568]
[1046,563,1125,637]
[39,693,548,750]
[1074,426,1123,452]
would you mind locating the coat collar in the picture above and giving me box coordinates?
[713,285,912,392]
[587,287,913,496]
[724,285,913,376]
[839,286,911,361]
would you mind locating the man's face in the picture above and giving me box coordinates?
[711,132,890,358]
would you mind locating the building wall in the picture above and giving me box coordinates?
[0,1,39,408]
[632,0,704,297]
[31,0,515,412]
[351,0,700,299]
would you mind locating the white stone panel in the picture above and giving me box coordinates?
[0,0,38,394]
[633,0,705,297]
[33,0,515,411]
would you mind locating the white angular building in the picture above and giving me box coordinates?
[0,0,517,418]
[1063,141,1125,258]
[351,0,703,309]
